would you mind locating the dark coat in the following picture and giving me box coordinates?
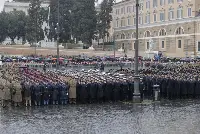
[52,84,59,101]
[195,81,200,96]
[97,83,104,99]
[113,82,120,101]
[24,84,31,98]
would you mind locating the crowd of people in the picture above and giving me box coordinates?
[0,65,72,108]
[1,61,200,108]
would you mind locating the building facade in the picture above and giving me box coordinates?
[112,0,200,57]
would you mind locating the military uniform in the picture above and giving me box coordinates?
[68,78,76,104]
[2,81,11,107]
[12,81,22,106]
[24,81,32,106]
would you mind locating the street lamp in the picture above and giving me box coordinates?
[113,35,116,58]
[133,0,141,102]
[56,0,60,70]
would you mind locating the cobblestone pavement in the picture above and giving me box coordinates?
[0,100,200,134]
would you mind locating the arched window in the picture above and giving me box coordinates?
[132,32,136,38]
[153,31,157,36]
[159,29,166,36]
[126,33,130,39]
[121,33,126,39]
[176,27,184,35]
[116,34,119,39]
[144,31,151,37]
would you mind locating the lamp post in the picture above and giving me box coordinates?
[192,11,199,57]
[113,35,116,58]
[133,0,141,102]
[56,0,60,70]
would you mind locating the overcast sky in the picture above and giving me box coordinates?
[0,0,121,12]
[0,0,5,11]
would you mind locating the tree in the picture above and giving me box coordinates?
[26,0,45,44]
[6,11,27,44]
[97,0,114,50]
[72,0,97,45]
[49,0,73,43]
[0,12,8,43]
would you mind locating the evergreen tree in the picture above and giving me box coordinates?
[7,11,27,44]
[72,0,97,45]
[0,12,8,43]
[49,0,73,43]
[97,0,114,49]
[26,0,45,44]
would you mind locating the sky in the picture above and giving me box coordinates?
[0,0,5,12]
[0,0,121,12]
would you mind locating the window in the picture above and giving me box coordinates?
[145,14,150,24]
[139,5,143,11]
[132,32,136,38]
[122,43,125,49]
[116,20,119,27]
[139,16,143,25]
[145,31,151,37]
[153,0,157,7]
[121,8,123,14]
[133,6,136,12]
[198,42,200,51]
[162,41,165,48]
[133,42,136,50]
[177,0,183,3]
[121,7,125,14]
[168,0,174,4]
[120,19,126,27]
[160,0,165,6]
[116,9,120,15]
[147,42,150,49]
[154,14,157,22]
[127,6,132,13]
[188,8,192,17]
[159,29,166,36]
[178,40,181,48]
[127,17,131,25]
[160,12,165,21]
[133,18,136,25]
[177,7,183,19]
[168,8,174,20]
[121,34,125,39]
[176,27,184,34]
[146,0,150,9]
[121,20,123,27]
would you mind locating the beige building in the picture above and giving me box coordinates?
[112,0,200,57]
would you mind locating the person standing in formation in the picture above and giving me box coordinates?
[12,79,22,107]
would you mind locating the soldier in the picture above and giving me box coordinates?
[12,79,22,107]
[68,78,77,104]
[52,82,59,105]
[43,82,50,105]
[113,80,120,102]
[97,80,104,103]
[2,79,11,108]
[34,82,42,106]
[24,81,32,107]
[0,78,4,106]
[60,83,68,105]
